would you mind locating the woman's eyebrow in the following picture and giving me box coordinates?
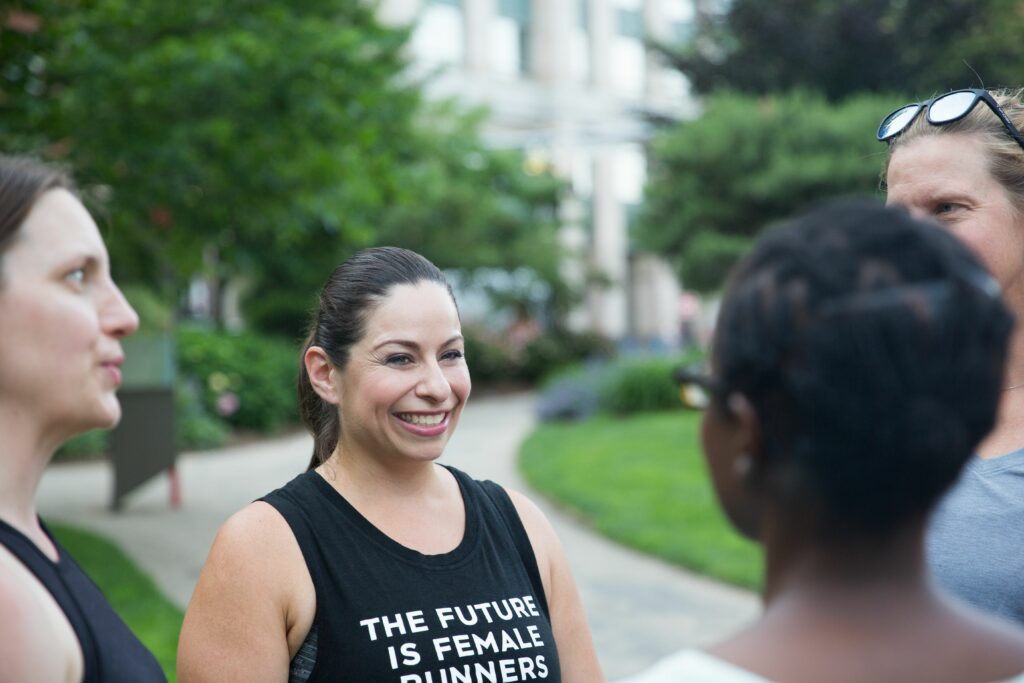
[372,335,463,351]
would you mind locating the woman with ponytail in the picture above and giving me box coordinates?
[178,247,603,683]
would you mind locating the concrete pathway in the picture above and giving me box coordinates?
[38,392,758,680]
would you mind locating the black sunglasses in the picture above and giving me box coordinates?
[671,272,1001,411]
[672,365,717,411]
[876,88,1024,153]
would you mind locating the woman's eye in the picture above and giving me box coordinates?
[386,355,413,366]
[442,350,465,361]
[935,202,961,215]
[65,268,86,287]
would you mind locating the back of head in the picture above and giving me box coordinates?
[0,155,73,282]
[882,88,1024,212]
[298,246,455,470]
[713,199,1013,537]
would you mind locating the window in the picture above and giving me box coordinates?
[412,1,465,65]
[498,0,529,22]
[672,19,695,45]
[572,0,591,83]
[610,0,645,96]
[616,8,644,39]
[492,0,531,77]
[664,0,696,46]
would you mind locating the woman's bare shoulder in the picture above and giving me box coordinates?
[502,487,555,536]
[199,500,309,593]
[178,501,315,682]
[0,546,81,683]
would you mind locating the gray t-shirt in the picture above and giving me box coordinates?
[927,447,1024,625]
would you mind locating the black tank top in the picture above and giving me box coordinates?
[262,465,563,683]
[0,518,167,683]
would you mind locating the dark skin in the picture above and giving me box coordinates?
[700,395,1024,683]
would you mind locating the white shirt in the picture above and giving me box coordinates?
[617,649,1024,683]
[617,650,771,683]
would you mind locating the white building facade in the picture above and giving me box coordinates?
[378,0,697,344]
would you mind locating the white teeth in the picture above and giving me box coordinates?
[397,413,445,427]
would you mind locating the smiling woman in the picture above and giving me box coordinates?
[178,247,604,683]
[0,155,165,682]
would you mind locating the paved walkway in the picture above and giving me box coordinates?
[38,392,757,680]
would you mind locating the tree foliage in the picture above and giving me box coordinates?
[666,0,1024,101]
[1,1,569,335]
[635,90,898,292]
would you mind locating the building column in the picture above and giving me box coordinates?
[531,0,574,84]
[464,0,497,76]
[590,152,629,338]
[376,0,422,26]
[589,0,615,91]
[630,254,682,343]
[643,0,669,99]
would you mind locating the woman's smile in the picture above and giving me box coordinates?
[393,411,451,436]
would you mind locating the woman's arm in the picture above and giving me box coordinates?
[177,502,315,683]
[506,489,606,683]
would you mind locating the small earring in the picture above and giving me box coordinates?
[733,453,752,478]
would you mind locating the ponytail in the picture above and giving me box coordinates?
[297,330,340,471]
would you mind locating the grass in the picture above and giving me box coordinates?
[50,524,182,682]
[520,410,763,589]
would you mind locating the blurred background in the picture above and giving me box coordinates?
[7,0,1024,679]
[6,0,1024,454]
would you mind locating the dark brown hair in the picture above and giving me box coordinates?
[0,155,74,284]
[299,246,456,470]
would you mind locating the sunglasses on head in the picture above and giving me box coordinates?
[876,88,1024,153]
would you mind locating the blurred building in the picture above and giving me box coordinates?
[378,0,697,345]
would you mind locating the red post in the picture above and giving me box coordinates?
[168,465,182,509]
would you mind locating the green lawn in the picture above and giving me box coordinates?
[50,524,183,682]
[520,410,763,589]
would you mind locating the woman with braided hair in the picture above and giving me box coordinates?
[624,200,1024,682]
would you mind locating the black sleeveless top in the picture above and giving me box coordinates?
[262,465,563,683]
[0,518,167,683]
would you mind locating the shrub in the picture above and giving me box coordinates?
[463,326,521,387]
[175,379,231,450]
[519,329,614,383]
[176,326,299,432]
[536,348,707,421]
[55,430,109,461]
[463,325,615,389]
[53,380,232,462]
[534,363,603,421]
[597,356,684,415]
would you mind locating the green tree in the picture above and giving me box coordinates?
[375,106,570,315]
[635,90,898,292]
[239,103,569,337]
[2,1,570,334]
[44,0,420,308]
[665,0,1024,101]
[1,4,61,150]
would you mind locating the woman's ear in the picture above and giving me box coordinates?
[305,346,340,405]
